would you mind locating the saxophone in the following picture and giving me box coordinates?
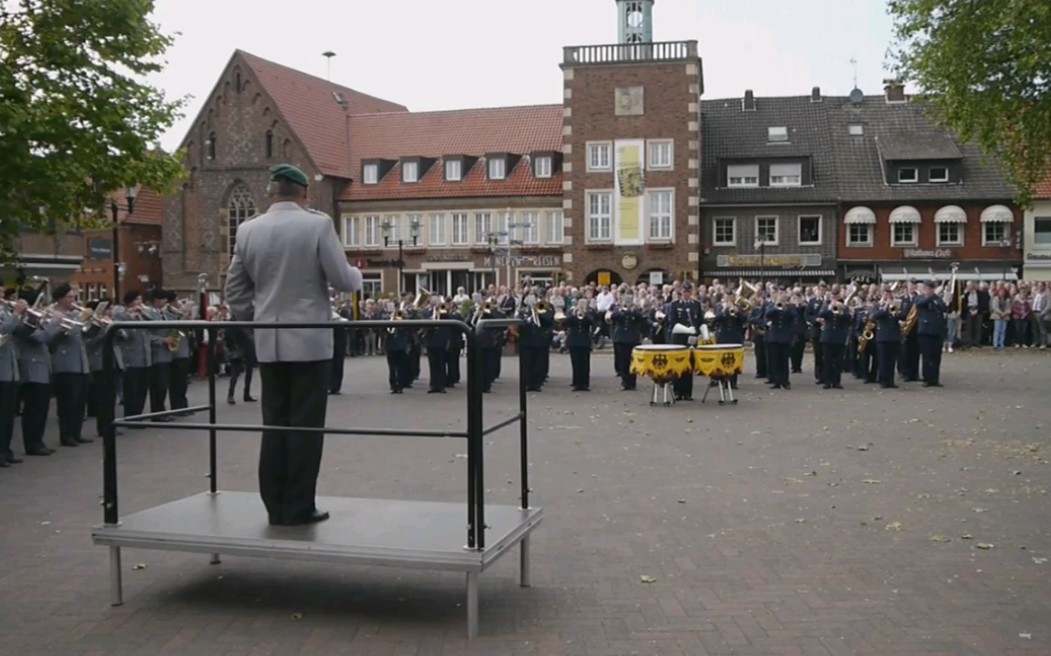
[902,303,919,336]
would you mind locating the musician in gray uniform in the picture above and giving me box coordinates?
[225,163,363,526]
[14,289,60,455]
[167,291,193,413]
[0,297,26,466]
[144,290,173,421]
[114,291,151,421]
[85,301,124,438]
[48,283,92,446]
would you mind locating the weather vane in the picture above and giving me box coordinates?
[850,57,859,89]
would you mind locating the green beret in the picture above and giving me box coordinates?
[269,164,309,187]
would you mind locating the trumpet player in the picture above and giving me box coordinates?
[666,282,701,401]
[1,296,27,465]
[565,298,595,391]
[47,283,93,446]
[713,295,748,390]
[114,291,151,422]
[763,292,796,390]
[747,296,769,380]
[84,299,125,438]
[12,287,61,456]
[611,297,645,391]
[913,280,947,387]
[423,299,451,394]
[817,299,852,389]
[871,294,903,389]
[168,293,196,414]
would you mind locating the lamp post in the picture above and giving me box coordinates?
[505,217,528,288]
[381,216,420,294]
[110,185,139,300]
[754,239,766,287]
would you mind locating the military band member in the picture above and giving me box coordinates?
[478,303,504,393]
[871,296,902,389]
[85,300,124,437]
[764,293,795,389]
[853,302,878,383]
[518,300,553,392]
[329,299,350,394]
[445,303,464,388]
[817,300,851,389]
[168,292,193,413]
[144,290,173,421]
[914,281,947,387]
[713,296,748,390]
[1,297,25,466]
[385,306,412,393]
[748,297,768,379]
[647,300,668,345]
[565,299,595,391]
[898,284,920,381]
[611,299,643,390]
[424,301,450,393]
[49,283,92,445]
[789,294,807,374]
[405,293,423,385]
[805,292,825,385]
[114,291,150,421]
[14,288,60,455]
[667,282,701,400]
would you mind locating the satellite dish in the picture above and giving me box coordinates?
[849,88,864,105]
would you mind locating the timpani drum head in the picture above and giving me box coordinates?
[634,344,688,351]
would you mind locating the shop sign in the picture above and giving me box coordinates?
[903,248,954,259]
[1025,252,1051,262]
[88,238,113,260]
[716,253,821,267]
[482,254,561,268]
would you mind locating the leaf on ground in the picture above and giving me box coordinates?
[640,575,656,583]
[930,535,951,543]
[885,522,903,532]
[863,479,883,484]
[975,543,995,550]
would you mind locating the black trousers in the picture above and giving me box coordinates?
[122,367,148,418]
[918,334,943,384]
[965,313,982,346]
[427,346,448,391]
[811,336,824,382]
[481,348,499,391]
[569,346,590,390]
[148,362,170,416]
[522,345,545,389]
[446,344,461,385]
[409,343,422,381]
[613,342,636,388]
[169,357,191,410]
[90,370,117,437]
[877,341,900,387]
[227,357,254,399]
[766,341,790,386]
[900,334,920,380]
[789,337,805,373]
[856,343,876,381]
[53,372,87,442]
[19,383,51,451]
[258,360,330,525]
[329,349,345,393]
[820,343,844,386]
[386,350,410,391]
[0,380,17,458]
[753,337,767,377]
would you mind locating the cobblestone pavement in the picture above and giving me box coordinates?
[1,349,1050,656]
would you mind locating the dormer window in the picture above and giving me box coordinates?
[727,164,759,188]
[898,167,918,183]
[769,163,802,187]
[534,155,552,178]
[402,160,419,183]
[488,156,506,180]
[848,124,864,136]
[929,166,949,182]
[445,159,462,181]
[767,126,788,143]
[363,163,378,185]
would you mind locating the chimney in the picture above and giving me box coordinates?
[743,89,755,111]
[810,86,822,102]
[883,79,906,103]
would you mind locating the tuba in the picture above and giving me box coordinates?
[734,281,757,312]
[412,289,431,311]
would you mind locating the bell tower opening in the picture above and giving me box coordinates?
[616,0,654,44]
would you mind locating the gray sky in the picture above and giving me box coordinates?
[151,0,897,151]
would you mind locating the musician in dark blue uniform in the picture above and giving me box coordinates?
[914,281,947,387]
[713,297,748,389]
[384,311,411,394]
[871,296,903,389]
[648,303,668,345]
[445,305,463,388]
[763,294,795,389]
[898,285,920,381]
[564,300,594,391]
[518,302,553,392]
[853,302,878,383]
[424,302,450,393]
[611,300,644,391]
[805,294,825,385]
[748,297,768,379]
[666,283,701,400]
[817,300,851,389]
[476,305,504,393]
[789,293,807,374]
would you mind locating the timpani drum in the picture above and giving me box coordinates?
[692,343,746,405]
[630,344,692,406]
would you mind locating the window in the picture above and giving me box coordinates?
[848,224,873,246]
[363,164,378,184]
[898,167,918,183]
[521,211,539,244]
[755,216,779,245]
[767,126,788,142]
[713,217,736,246]
[362,274,382,300]
[497,211,511,236]
[534,156,552,178]
[648,140,673,170]
[206,132,217,160]
[770,163,802,187]
[429,213,445,245]
[1035,218,1051,246]
[983,221,1007,246]
[474,212,492,244]
[727,164,759,187]
[647,189,673,240]
[451,213,468,245]
[226,184,256,257]
[445,159,462,181]
[798,215,821,245]
[402,161,418,183]
[848,124,864,136]
[385,215,400,242]
[587,142,612,171]
[586,191,613,241]
[937,222,962,246]
[892,223,917,246]
[342,216,360,247]
[364,215,380,247]
[265,130,273,159]
[546,210,564,244]
[929,167,949,182]
[98,284,108,301]
[487,157,506,180]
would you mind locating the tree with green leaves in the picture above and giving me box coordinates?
[0,0,185,265]
[888,0,1051,206]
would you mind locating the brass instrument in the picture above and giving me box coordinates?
[163,304,186,352]
[412,289,431,310]
[734,281,757,312]
[858,317,876,354]
[436,301,450,316]
[576,309,586,320]
[605,310,614,325]
[889,281,900,293]
[902,303,919,336]
[553,309,567,323]
[530,303,540,326]
[703,309,716,321]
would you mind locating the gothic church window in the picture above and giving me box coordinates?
[226,184,256,257]
[206,132,217,160]
[265,130,274,159]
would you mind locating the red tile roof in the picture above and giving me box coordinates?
[111,188,164,226]
[238,50,408,179]
[1036,172,1051,199]
[339,105,564,201]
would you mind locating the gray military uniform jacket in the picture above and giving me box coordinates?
[0,310,20,383]
[86,329,126,373]
[144,306,172,365]
[113,306,151,369]
[224,201,362,363]
[16,321,62,384]
[49,309,91,374]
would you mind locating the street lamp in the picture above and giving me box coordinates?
[110,184,139,300]
[381,216,420,293]
[754,238,767,287]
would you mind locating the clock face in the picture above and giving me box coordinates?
[627,10,644,28]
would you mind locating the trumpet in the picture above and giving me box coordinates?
[654,310,666,322]
[162,304,187,352]
[605,310,613,325]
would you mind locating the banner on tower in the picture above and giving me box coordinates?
[614,139,645,246]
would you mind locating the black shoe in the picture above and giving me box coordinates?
[279,510,330,526]
[923,382,943,387]
[26,448,53,456]
[243,395,257,403]
[782,383,791,390]
[832,384,843,389]
[771,384,783,389]
[0,460,9,468]
[227,397,236,405]
[60,439,79,447]
[6,455,23,464]
[823,384,832,389]
[76,436,94,444]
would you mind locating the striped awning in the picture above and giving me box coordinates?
[880,264,1018,282]
[889,206,922,224]
[980,205,1014,223]
[844,206,876,225]
[934,205,967,223]
[710,269,838,278]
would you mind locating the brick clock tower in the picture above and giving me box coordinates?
[560,0,703,288]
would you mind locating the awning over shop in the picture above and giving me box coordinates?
[1,254,83,281]
[844,206,876,225]
[980,205,1014,223]
[879,263,1018,282]
[934,205,967,223]
[707,268,838,279]
[889,206,922,224]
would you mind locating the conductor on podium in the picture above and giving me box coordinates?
[225,164,363,526]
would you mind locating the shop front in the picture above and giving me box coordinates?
[1023,199,1051,281]
[704,253,836,285]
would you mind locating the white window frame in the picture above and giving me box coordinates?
[361,273,383,299]
[797,214,822,245]
[473,212,491,245]
[428,213,445,246]
[929,166,949,182]
[727,164,759,188]
[847,224,873,247]
[936,221,963,246]
[982,221,1008,247]
[646,188,674,241]
[712,216,736,246]
[450,213,469,245]
[487,157,506,180]
[647,139,673,170]
[898,167,918,183]
[363,163,378,185]
[586,190,613,242]
[342,215,360,248]
[401,161,418,183]
[891,222,918,246]
[848,124,864,136]
[768,126,789,142]
[546,209,564,244]
[364,215,381,247]
[534,156,552,178]
[445,159,462,181]
[754,216,779,246]
[586,141,612,172]
[1034,217,1051,248]
[521,211,539,244]
[770,163,803,187]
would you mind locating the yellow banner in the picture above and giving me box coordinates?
[615,140,644,245]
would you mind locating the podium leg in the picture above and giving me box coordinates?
[519,536,531,587]
[466,571,479,638]
[109,546,123,606]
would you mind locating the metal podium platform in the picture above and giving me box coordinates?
[93,316,537,638]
